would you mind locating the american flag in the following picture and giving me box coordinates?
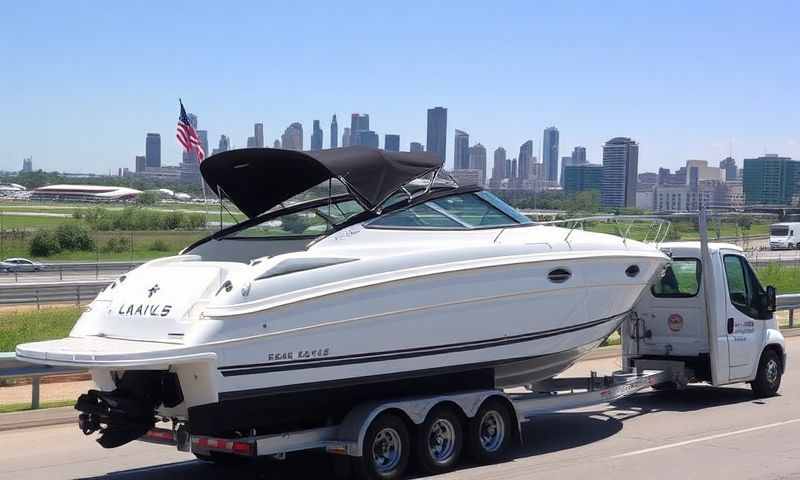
[176,100,205,163]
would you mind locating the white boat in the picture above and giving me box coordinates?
[16,146,669,447]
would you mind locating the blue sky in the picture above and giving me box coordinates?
[1,0,798,174]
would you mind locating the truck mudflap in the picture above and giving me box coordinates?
[76,371,183,449]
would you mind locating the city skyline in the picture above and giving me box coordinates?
[1,2,798,173]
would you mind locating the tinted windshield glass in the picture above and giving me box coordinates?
[429,194,514,227]
[369,193,523,229]
[229,199,364,238]
[771,226,789,236]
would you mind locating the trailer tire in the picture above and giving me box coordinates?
[467,398,513,464]
[194,451,251,466]
[751,349,782,398]
[414,405,464,475]
[353,412,410,480]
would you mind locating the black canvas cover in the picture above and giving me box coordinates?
[200,146,443,218]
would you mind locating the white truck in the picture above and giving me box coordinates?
[137,229,786,479]
[770,222,800,250]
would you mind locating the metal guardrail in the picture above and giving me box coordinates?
[0,280,109,308]
[0,261,141,283]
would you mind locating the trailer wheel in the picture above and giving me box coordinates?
[414,406,464,475]
[751,349,782,398]
[354,412,410,480]
[467,399,513,464]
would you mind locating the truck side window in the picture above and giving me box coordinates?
[651,259,700,297]
[723,255,765,318]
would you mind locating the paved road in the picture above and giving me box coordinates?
[1,339,799,480]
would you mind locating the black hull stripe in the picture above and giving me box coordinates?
[219,312,626,377]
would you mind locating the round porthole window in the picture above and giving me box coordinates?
[548,268,571,283]
[625,265,640,278]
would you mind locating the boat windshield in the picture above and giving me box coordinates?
[367,191,532,230]
[227,198,365,238]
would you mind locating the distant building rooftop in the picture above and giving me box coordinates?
[31,184,142,202]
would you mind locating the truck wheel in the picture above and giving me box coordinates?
[353,413,410,480]
[467,399,513,464]
[751,349,782,398]
[414,406,464,475]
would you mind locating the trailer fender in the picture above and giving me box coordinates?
[336,390,515,456]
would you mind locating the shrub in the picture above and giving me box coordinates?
[149,239,170,252]
[103,236,131,254]
[136,191,160,205]
[55,224,95,251]
[29,231,62,257]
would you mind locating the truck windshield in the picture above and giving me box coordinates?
[770,226,789,236]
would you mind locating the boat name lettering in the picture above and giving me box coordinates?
[117,304,173,317]
[267,348,330,362]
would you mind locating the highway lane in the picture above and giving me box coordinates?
[2,337,799,479]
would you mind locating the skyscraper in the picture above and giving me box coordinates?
[743,154,798,205]
[349,113,370,145]
[601,137,639,208]
[410,142,424,153]
[281,122,304,151]
[564,164,603,196]
[542,127,559,182]
[197,130,208,161]
[518,140,533,180]
[359,131,379,148]
[145,133,161,168]
[511,159,518,179]
[311,120,323,151]
[426,107,447,163]
[492,147,507,183]
[134,155,145,173]
[273,139,281,148]
[469,143,487,186]
[454,129,469,170]
[571,146,587,165]
[217,134,230,153]
[342,128,351,147]
[720,157,737,181]
[330,115,338,149]
[254,123,264,148]
[21,157,33,173]
[384,134,400,152]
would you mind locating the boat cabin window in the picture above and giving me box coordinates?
[230,199,364,238]
[723,254,767,318]
[368,193,528,230]
[651,258,700,297]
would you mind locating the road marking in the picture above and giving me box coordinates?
[612,417,800,458]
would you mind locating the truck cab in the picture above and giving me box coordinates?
[624,242,784,395]
[770,222,800,250]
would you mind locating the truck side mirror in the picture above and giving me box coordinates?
[766,285,777,313]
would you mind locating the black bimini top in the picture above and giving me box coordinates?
[200,146,443,219]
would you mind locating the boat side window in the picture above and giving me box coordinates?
[723,255,766,318]
[368,204,466,229]
[429,193,517,227]
[232,210,333,238]
[651,258,700,297]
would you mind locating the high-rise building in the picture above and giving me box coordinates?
[564,164,603,196]
[601,137,639,208]
[491,147,507,184]
[542,126,559,182]
[198,130,208,160]
[359,131,379,148]
[254,123,264,147]
[426,107,447,163]
[720,156,737,181]
[273,139,281,148]
[518,140,533,180]
[571,146,587,165]
[454,129,469,170]
[342,128,351,148]
[685,160,724,187]
[559,156,572,187]
[410,142,424,153]
[511,159,518,179]
[311,120,323,151]
[384,134,400,152]
[145,133,161,168]
[246,137,256,147]
[212,134,230,155]
[349,114,370,145]
[469,143,487,186]
[281,122,304,151]
[135,155,145,173]
[21,157,33,173]
[743,154,799,205]
[330,115,338,149]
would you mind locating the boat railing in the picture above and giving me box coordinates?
[536,215,673,245]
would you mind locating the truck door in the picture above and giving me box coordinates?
[721,253,766,380]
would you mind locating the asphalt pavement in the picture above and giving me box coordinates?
[1,337,799,480]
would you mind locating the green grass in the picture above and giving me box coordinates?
[0,307,81,352]
[0,399,75,414]
[756,264,800,294]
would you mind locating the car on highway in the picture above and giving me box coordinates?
[0,258,43,272]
